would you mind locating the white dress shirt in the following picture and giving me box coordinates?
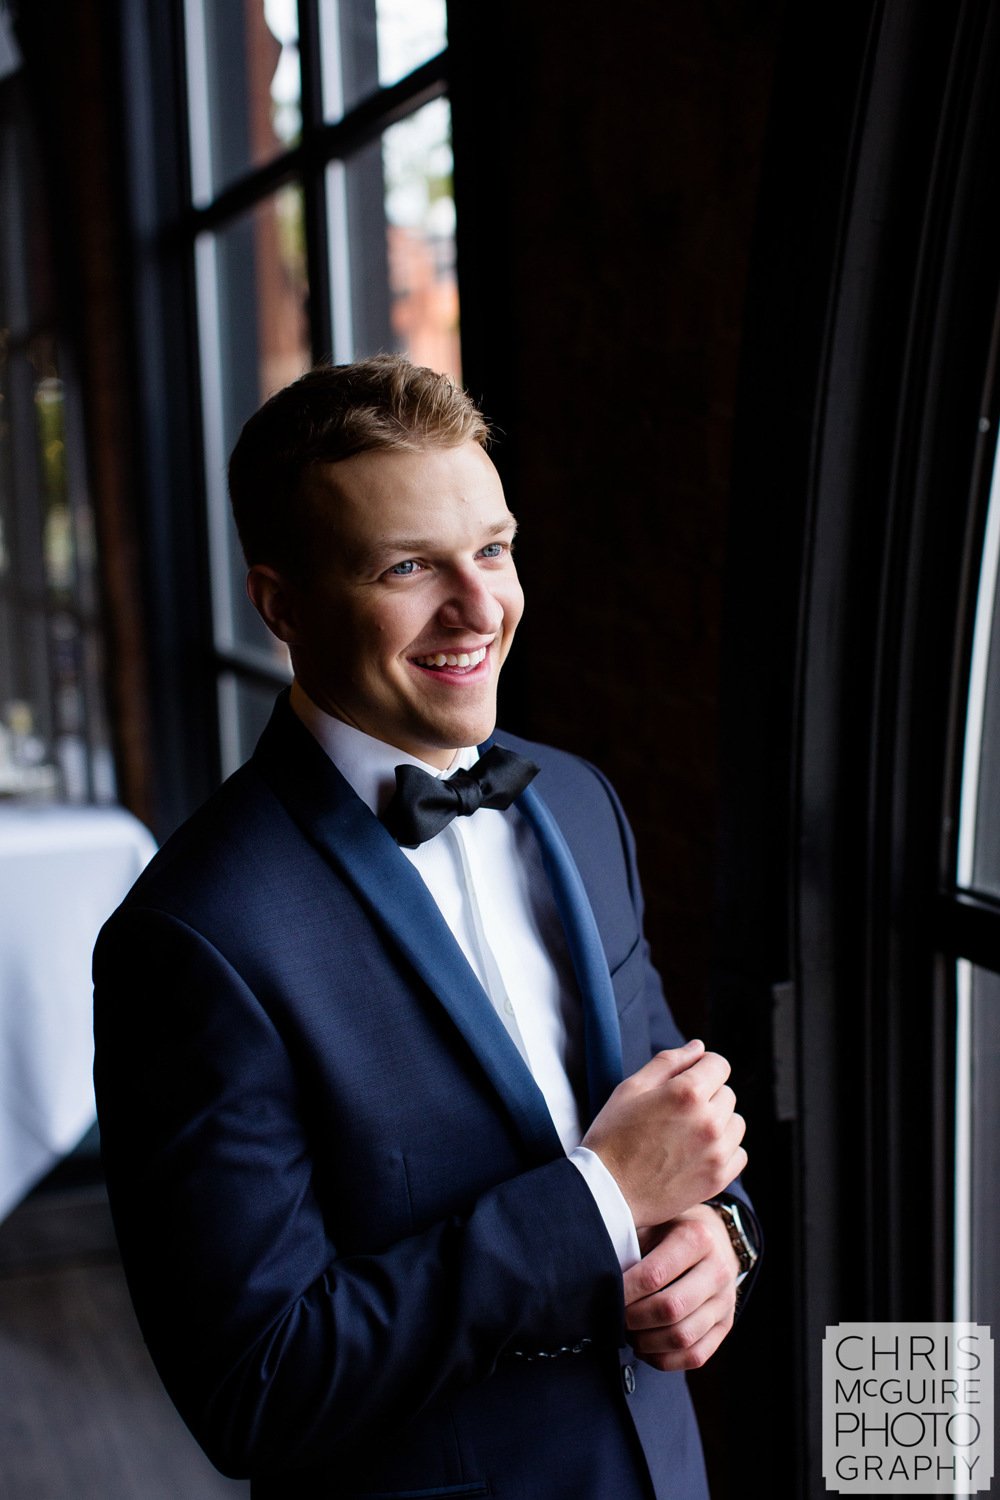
[290,681,640,1270]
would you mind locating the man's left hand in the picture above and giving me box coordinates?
[623,1203,740,1372]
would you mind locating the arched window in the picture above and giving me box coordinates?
[716,4,1000,1489]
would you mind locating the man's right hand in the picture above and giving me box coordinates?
[581,1040,747,1230]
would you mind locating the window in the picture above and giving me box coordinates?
[177,0,458,773]
[0,69,114,803]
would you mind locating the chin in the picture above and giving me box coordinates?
[429,715,497,753]
[443,697,498,735]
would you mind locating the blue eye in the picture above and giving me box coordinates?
[480,542,504,559]
[388,560,419,576]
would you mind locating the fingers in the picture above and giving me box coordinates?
[630,1284,734,1351]
[625,1215,736,1322]
[668,1050,732,1100]
[674,1107,746,1208]
[627,1204,740,1372]
[626,1257,720,1331]
[623,1215,716,1309]
[716,1123,748,1185]
[714,1083,737,1113]
[639,1038,706,1084]
[631,1295,737,1372]
[640,1046,730,1099]
[624,1043,736,1105]
[583,1042,748,1230]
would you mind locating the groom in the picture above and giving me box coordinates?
[93,355,759,1499]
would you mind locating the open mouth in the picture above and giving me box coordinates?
[411,645,488,674]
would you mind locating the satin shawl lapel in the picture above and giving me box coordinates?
[253,698,562,1163]
[513,781,625,1122]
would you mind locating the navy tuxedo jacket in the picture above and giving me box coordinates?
[93,694,757,1500]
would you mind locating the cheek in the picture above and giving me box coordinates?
[367,601,417,657]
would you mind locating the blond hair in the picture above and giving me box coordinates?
[228,355,490,576]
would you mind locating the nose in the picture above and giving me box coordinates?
[436,565,506,635]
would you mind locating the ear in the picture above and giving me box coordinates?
[246,565,301,644]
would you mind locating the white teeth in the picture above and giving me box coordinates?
[416,646,488,669]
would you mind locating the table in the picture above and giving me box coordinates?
[0,804,156,1222]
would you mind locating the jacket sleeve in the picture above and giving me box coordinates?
[93,904,625,1480]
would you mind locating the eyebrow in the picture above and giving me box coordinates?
[354,517,519,574]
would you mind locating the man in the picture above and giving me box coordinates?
[93,356,759,1499]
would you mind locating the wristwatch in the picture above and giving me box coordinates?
[706,1197,759,1284]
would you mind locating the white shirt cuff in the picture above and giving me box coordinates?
[568,1145,641,1271]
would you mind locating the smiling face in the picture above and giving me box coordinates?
[248,441,524,768]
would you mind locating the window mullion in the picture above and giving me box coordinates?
[298,1,333,362]
[937,889,1000,974]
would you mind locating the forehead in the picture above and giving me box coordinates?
[305,441,512,563]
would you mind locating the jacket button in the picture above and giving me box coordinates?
[622,1364,636,1395]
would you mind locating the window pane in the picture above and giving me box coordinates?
[218,673,282,779]
[3,348,45,597]
[320,0,447,121]
[0,341,113,802]
[958,432,1000,896]
[196,185,309,659]
[955,962,1000,1329]
[185,0,301,205]
[383,97,459,376]
[34,361,75,598]
[0,608,58,799]
[0,81,113,805]
[332,97,459,377]
[0,591,9,686]
[0,78,54,336]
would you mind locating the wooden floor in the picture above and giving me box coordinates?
[0,1182,250,1499]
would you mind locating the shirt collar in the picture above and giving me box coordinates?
[289,679,480,817]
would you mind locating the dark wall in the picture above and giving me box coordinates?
[453,2,783,1032]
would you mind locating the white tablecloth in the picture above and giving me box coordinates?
[0,804,156,1221]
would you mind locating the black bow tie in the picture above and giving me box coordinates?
[381,745,540,848]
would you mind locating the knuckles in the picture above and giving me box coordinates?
[666,1076,700,1110]
[645,1341,709,1373]
[683,1216,715,1258]
[631,1257,668,1299]
[697,1114,726,1146]
[702,1140,733,1176]
[656,1289,688,1326]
